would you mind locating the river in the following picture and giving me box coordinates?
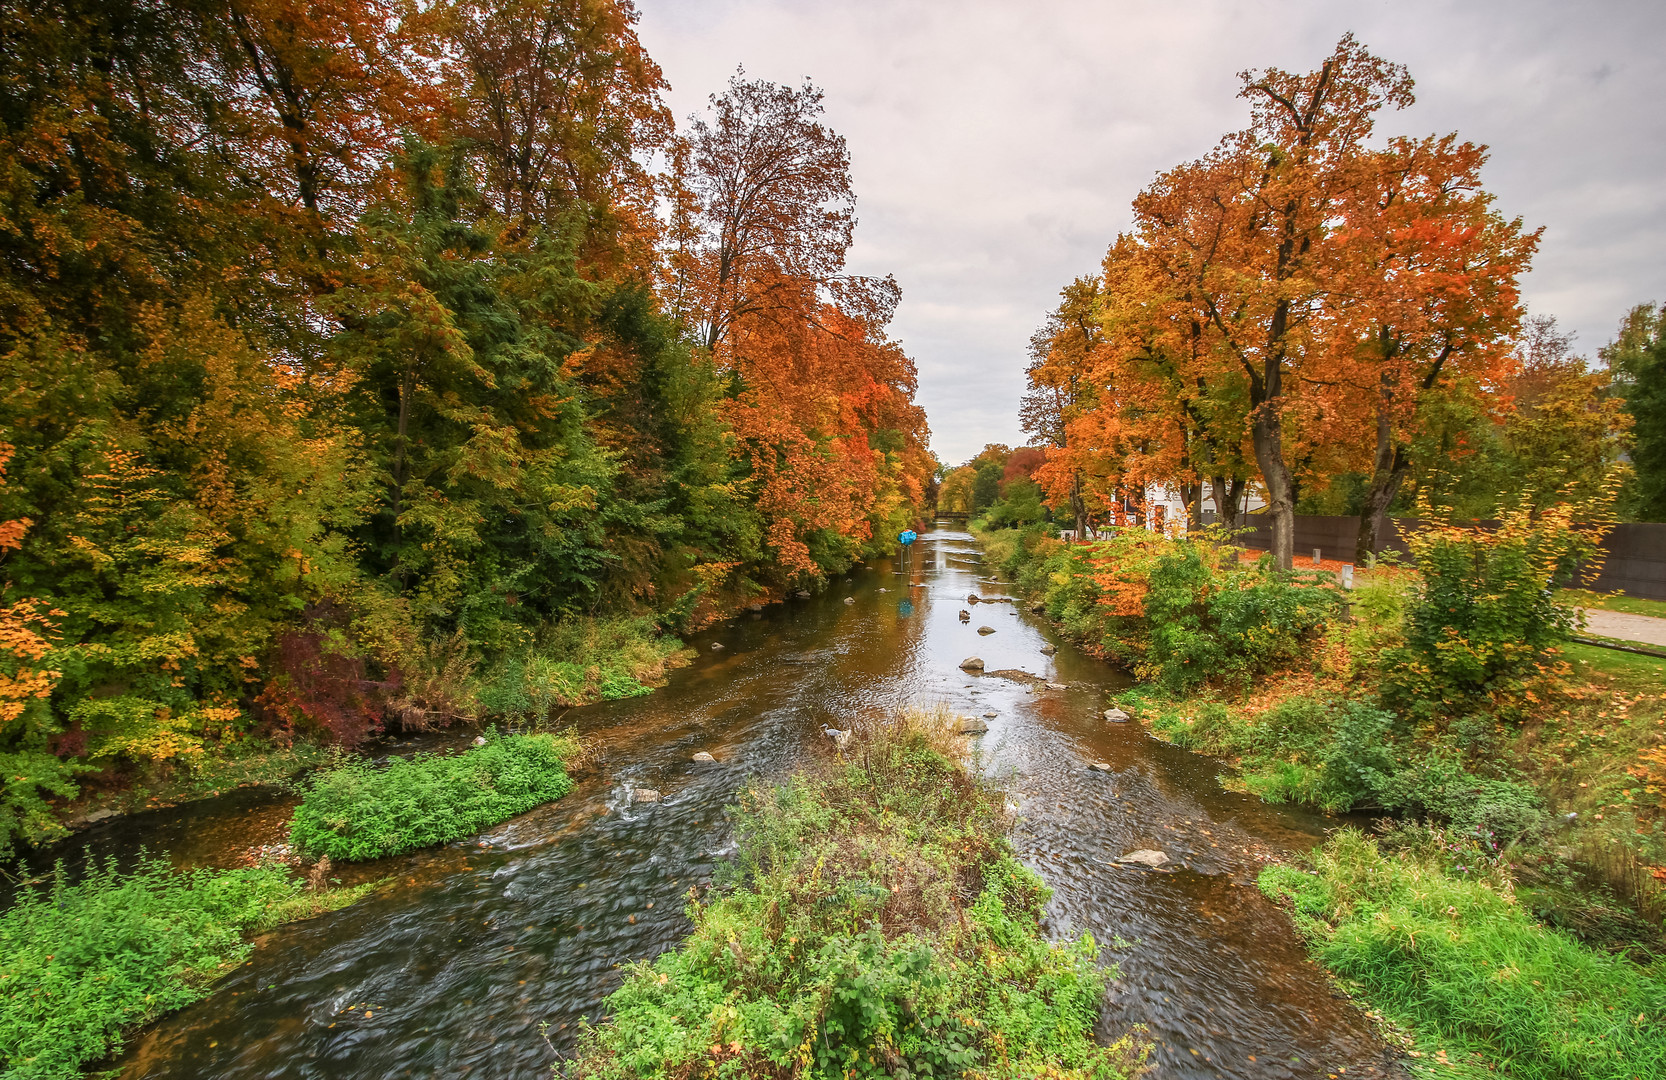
[47,523,1402,1079]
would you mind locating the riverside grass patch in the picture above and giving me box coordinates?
[0,855,367,1080]
[287,731,578,862]
[569,711,1149,1080]
[1260,829,1666,1080]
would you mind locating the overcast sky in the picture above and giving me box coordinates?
[635,0,1666,466]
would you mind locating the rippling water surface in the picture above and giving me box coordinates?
[41,524,1403,1079]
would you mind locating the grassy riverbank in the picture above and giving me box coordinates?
[288,731,581,862]
[570,710,1150,1079]
[17,615,685,860]
[0,856,371,1080]
[974,515,1666,1073]
[1261,830,1666,1080]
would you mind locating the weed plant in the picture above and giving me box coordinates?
[288,731,577,862]
[1261,829,1666,1080]
[0,855,366,1080]
[570,711,1149,1079]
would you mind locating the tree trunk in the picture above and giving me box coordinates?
[1212,476,1244,532]
[1356,397,1410,563]
[1185,481,1205,533]
[1250,405,1295,569]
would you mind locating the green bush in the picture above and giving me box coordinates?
[1382,508,1597,721]
[287,731,577,862]
[1261,829,1666,1080]
[0,855,363,1080]
[0,749,85,857]
[979,526,1337,692]
[569,712,1148,1079]
[1377,754,1548,845]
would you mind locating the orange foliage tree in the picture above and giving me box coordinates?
[1028,36,1537,567]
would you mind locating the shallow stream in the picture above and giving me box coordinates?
[40,524,1403,1079]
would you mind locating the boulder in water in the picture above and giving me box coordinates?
[958,656,985,671]
[977,625,995,635]
[983,711,998,719]
[1117,849,1170,868]
[957,716,989,733]
[632,788,662,804]
[958,609,971,621]
[1103,707,1131,723]
[710,642,725,651]
[843,596,855,604]
[796,590,811,598]
[1039,644,1056,656]
[692,752,716,763]
[1088,762,1114,773]
[967,593,981,604]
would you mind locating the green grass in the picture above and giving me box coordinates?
[1261,828,1666,1080]
[287,731,578,862]
[1562,590,1666,621]
[569,711,1149,1080]
[0,855,369,1080]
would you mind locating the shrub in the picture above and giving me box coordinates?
[1261,829,1666,1080]
[474,617,682,720]
[1377,754,1548,844]
[988,527,1338,692]
[1238,697,1398,813]
[1382,502,1605,721]
[0,855,364,1080]
[287,731,577,862]
[569,711,1149,1079]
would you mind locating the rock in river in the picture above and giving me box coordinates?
[1117,849,1170,868]
[1103,707,1130,723]
[692,752,716,763]
[958,609,971,621]
[632,788,662,804]
[977,625,996,635]
[958,656,985,671]
[957,716,989,733]
[1039,644,1056,656]
[1088,762,1114,773]
[967,593,981,604]
[843,596,855,604]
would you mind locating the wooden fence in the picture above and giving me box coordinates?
[1232,515,1666,601]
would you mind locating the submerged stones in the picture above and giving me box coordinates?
[1117,849,1170,868]
[1103,708,1131,723]
[958,656,985,671]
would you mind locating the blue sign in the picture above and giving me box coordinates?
[897,529,917,546]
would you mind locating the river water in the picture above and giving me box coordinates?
[53,524,1402,1079]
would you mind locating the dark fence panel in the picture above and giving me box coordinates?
[1232,515,1666,601]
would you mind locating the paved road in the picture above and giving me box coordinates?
[1578,608,1666,648]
